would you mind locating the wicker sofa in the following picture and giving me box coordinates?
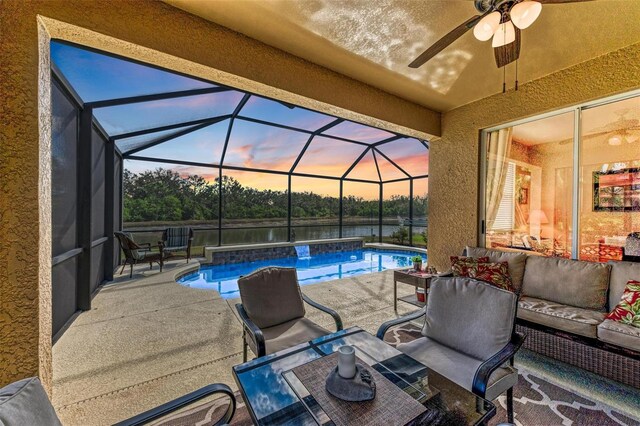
[463,247,640,388]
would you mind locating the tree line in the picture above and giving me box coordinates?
[123,168,428,224]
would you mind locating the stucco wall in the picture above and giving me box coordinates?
[428,42,640,271]
[0,0,440,392]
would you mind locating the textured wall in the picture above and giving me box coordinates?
[428,42,640,271]
[0,0,439,392]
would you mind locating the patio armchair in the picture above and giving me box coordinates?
[161,226,194,262]
[0,377,235,426]
[377,276,525,424]
[114,231,164,278]
[236,267,343,362]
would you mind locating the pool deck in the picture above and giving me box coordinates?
[52,257,418,425]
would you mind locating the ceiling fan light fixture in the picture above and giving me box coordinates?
[473,11,501,41]
[492,20,516,47]
[511,1,542,30]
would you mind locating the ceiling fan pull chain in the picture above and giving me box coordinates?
[515,59,519,91]
[502,62,506,93]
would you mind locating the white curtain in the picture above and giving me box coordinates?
[486,128,513,230]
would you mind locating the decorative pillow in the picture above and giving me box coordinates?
[450,256,490,277]
[606,280,640,328]
[469,261,514,292]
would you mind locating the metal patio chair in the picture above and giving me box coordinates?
[0,377,235,426]
[236,267,343,362]
[377,276,525,424]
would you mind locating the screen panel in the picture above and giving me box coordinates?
[225,119,310,171]
[238,96,336,131]
[134,119,229,164]
[51,41,216,102]
[51,79,79,256]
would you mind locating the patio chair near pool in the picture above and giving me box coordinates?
[236,267,343,362]
[377,276,525,424]
[0,377,236,426]
[161,226,194,262]
[114,231,164,278]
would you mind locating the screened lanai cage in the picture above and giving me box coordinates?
[49,40,429,333]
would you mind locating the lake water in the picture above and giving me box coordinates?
[128,223,427,247]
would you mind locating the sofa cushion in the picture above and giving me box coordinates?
[597,319,640,352]
[450,256,490,277]
[422,277,517,361]
[398,336,518,400]
[465,247,528,293]
[607,261,640,311]
[238,267,305,329]
[470,262,515,292]
[517,296,606,338]
[605,280,640,328]
[522,256,610,311]
[0,377,62,426]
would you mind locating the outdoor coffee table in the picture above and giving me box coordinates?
[393,269,438,311]
[232,327,495,426]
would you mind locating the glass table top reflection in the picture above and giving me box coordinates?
[232,327,495,426]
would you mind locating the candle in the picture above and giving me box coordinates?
[337,345,356,379]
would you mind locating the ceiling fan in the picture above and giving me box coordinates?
[586,109,640,146]
[409,0,593,69]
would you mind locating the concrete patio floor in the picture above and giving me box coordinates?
[52,258,417,425]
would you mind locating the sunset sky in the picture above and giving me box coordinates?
[51,41,428,199]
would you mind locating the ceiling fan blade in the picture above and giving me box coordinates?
[494,27,521,68]
[409,15,483,68]
[538,0,595,4]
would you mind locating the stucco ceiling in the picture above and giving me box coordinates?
[164,0,640,112]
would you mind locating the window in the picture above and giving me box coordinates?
[482,92,640,260]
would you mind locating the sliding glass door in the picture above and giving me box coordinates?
[481,91,640,261]
[579,96,640,261]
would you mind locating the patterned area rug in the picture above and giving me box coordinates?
[154,325,640,425]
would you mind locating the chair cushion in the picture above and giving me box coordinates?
[397,337,517,401]
[465,247,528,293]
[597,319,640,352]
[238,267,305,329]
[607,261,640,312]
[522,256,610,311]
[422,277,517,361]
[605,280,640,328]
[517,296,606,338]
[0,377,62,426]
[262,317,330,355]
[165,227,191,248]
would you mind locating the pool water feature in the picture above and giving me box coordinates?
[294,244,311,259]
[178,249,427,298]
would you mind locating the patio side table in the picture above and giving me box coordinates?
[393,269,436,311]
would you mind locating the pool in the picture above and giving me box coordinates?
[177,249,427,298]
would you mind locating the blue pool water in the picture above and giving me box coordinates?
[177,249,427,298]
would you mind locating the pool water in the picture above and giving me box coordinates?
[177,249,427,298]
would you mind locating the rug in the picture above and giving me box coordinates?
[155,325,640,425]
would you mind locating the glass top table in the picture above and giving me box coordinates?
[232,327,496,426]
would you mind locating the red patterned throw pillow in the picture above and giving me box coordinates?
[469,261,514,292]
[450,256,490,277]
[606,280,640,328]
